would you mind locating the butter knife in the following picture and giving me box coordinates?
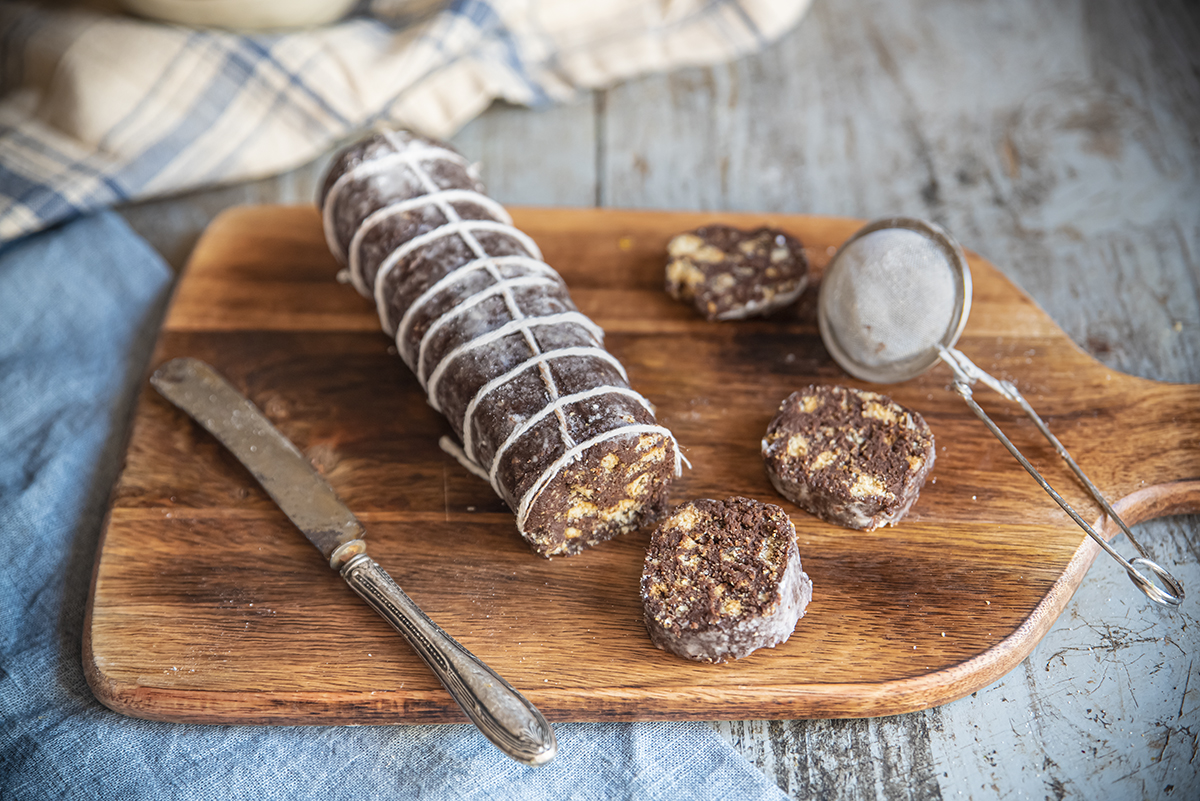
[150,357,556,766]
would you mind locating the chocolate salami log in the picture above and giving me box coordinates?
[319,130,683,557]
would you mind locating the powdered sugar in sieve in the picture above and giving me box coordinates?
[819,218,970,385]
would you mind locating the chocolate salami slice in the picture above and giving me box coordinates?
[641,497,812,663]
[761,385,935,531]
[319,130,683,557]
[665,225,808,320]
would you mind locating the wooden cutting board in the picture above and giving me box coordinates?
[84,205,1200,725]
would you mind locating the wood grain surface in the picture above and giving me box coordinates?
[84,204,1199,725]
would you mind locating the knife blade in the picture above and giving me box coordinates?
[150,357,556,766]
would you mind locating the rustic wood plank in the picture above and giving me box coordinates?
[599,0,1200,386]
[452,99,600,207]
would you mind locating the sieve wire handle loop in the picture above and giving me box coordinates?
[936,346,1184,607]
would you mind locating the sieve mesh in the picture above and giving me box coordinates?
[819,221,967,383]
[817,218,1184,607]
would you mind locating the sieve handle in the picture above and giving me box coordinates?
[937,346,1184,607]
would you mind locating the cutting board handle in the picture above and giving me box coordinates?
[1099,479,1200,534]
[1088,478,1198,603]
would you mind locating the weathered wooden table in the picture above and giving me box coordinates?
[118,0,1199,797]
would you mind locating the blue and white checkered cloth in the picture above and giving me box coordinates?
[0,0,811,242]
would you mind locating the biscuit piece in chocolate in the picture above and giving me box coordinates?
[762,385,935,531]
[665,225,808,320]
[641,497,813,663]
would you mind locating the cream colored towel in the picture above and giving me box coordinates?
[0,0,812,241]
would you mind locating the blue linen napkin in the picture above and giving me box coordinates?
[0,213,786,799]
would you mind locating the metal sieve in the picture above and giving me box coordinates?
[818,217,1184,607]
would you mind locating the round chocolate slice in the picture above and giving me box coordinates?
[664,225,809,320]
[762,384,935,531]
[641,496,813,663]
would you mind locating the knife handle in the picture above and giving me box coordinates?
[339,552,557,766]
